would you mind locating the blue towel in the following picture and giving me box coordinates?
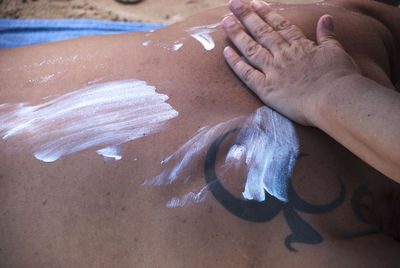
[0,19,166,49]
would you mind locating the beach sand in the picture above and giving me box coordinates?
[0,0,315,24]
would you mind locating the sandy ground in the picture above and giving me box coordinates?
[0,0,313,24]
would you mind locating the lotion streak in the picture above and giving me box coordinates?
[147,106,298,205]
[186,22,220,51]
[0,79,178,162]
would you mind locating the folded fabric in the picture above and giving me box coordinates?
[0,19,166,49]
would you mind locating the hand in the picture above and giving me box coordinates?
[222,0,361,126]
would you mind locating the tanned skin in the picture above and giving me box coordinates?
[0,1,399,267]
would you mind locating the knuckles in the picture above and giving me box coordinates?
[241,67,255,82]
[253,24,274,40]
[275,19,291,31]
[279,25,302,41]
[227,23,243,37]
[244,43,261,58]
[231,54,243,68]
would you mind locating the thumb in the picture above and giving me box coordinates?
[316,15,342,48]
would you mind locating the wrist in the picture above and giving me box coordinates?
[305,72,365,129]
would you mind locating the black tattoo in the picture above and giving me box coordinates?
[349,185,377,237]
[204,128,345,252]
[351,185,374,224]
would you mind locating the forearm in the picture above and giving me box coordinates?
[311,74,400,182]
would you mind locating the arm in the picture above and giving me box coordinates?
[313,73,400,182]
[222,0,400,182]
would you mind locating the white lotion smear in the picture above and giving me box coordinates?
[172,43,183,51]
[166,185,209,208]
[225,144,246,170]
[146,106,298,206]
[143,116,243,186]
[142,38,185,51]
[186,22,220,51]
[0,79,178,162]
[96,145,122,162]
[142,40,152,46]
[230,107,299,202]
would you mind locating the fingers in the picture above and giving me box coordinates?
[223,46,266,95]
[316,15,342,48]
[228,0,289,54]
[223,16,271,71]
[250,0,307,44]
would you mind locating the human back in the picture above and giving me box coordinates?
[0,1,400,267]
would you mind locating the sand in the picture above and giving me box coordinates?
[0,0,236,24]
[0,0,313,24]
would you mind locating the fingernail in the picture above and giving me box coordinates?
[224,47,233,57]
[230,0,243,10]
[251,0,263,10]
[323,16,334,31]
[223,16,235,27]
